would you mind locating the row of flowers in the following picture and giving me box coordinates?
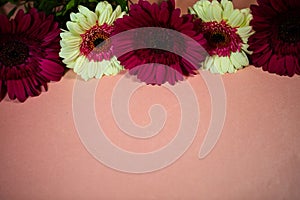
[0,0,299,102]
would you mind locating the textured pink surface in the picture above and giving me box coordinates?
[1,0,300,199]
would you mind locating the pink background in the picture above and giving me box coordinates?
[1,0,300,199]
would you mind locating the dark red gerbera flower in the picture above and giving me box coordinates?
[0,9,65,102]
[249,0,300,76]
[112,0,207,85]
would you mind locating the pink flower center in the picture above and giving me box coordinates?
[0,40,29,67]
[201,21,242,57]
[80,22,114,61]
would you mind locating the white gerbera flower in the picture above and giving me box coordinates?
[189,0,254,74]
[59,1,125,81]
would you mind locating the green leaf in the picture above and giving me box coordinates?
[112,0,128,12]
[63,0,75,15]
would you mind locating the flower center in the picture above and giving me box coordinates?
[133,28,184,59]
[0,40,29,67]
[93,38,105,47]
[201,21,242,57]
[80,23,114,61]
[147,31,174,53]
[278,15,300,43]
[207,32,230,48]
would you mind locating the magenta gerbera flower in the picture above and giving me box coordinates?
[249,0,300,76]
[0,9,65,102]
[112,0,207,85]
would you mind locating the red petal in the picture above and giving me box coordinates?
[253,43,270,53]
[137,64,153,81]
[167,67,176,85]
[270,0,288,12]
[156,64,166,85]
[159,4,169,24]
[0,14,11,33]
[22,77,40,97]
[144,64,156,84]
[7,80,16,100]
[17,13,31,33]
[0,81,7,102]
[15,79,27,102]
[285,55,296,76]
[39,59,64,75]
[267,55,279,74]
[14,9,24,21]
[255,50,273,67]
[38,19,52,36]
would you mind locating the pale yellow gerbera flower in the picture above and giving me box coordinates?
[189,0,254,74]
[60,1,125,80]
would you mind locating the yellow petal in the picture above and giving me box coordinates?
[70,12,78,22]
[62,48,80,64]
[107,6,124,25]
[79,66,90,81]
[240,11,252,28]
[87,61,96,79]
[230,52,249,69]
[102,60,113,76]
[203,56,213,70]
[76,13,93,30]
[74,55,88,74]
[222,0,234,20]
[60,37,81,48]
[98,3,113,25]
[78,5,97,26]
[60,31,74,39]
[211,0,222,22]
[237,26,252,38]
[95,1,108,17]
[220,56,230,73]
[66,21,85,35]
[212,56,223,74]
[227,61,237,73]
[242,44,252,55]
[228,10,244,27]
[95,63,104,79]
[192,4,210,22]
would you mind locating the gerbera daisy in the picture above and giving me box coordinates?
[0,9,64,102]
[189,0,253,74]
[249,0,300,76]
[112,0,207,85]
[59,1,125,81]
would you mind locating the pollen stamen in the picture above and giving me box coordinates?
[80,22,114,61]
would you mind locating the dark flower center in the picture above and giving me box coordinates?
[277,13,300,43]
[146,31,176,54]
[0,40,29,67]
[278,21,300,43]
[80,23,114,61]
[93,38,105,47]
[206,32,229,47]
[201,21,242,56]
[85,31,110,52]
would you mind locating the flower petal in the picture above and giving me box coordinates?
[98,2,113,25]
[228,10,244,27]
[78,5,97,26]
[0,80,7,102]
[66,21,85,35]
[222,0,234,20]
